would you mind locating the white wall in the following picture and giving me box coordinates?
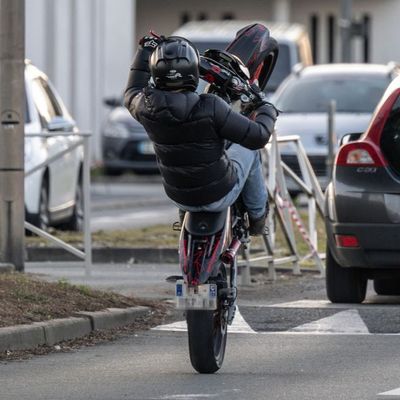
[25,0,135,162]
[135,0,400,65]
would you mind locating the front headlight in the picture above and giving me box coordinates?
[103,122,131,138]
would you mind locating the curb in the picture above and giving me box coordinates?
[0,306,150,353]
[26,247,179,264]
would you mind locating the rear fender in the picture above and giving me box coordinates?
[179,211,230,285]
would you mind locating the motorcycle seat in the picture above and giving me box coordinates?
[185,209,228,236]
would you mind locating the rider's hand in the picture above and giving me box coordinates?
[139,35,163,51]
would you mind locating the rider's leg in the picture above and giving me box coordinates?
[226,144,267,220]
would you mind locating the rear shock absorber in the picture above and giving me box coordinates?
[221,238,242,264]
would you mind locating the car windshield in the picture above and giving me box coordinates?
[193,41,290,92]
[274,75,390,113]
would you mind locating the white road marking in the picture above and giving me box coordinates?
[152,308,256,334]
[151,389,241,400]
[377,387,400,398]
[154,302,400,336]
[262,300,357,308]
[156,395,219,399]
[290,309,369,334]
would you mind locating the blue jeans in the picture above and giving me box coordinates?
[175,143,267,219]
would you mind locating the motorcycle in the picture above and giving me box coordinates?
[169,23,279,374]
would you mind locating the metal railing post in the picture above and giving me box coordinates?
[83,135,92,276]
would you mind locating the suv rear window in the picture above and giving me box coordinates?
[275,75,389,113]
[381,95,400,174]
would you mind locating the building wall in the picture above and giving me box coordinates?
[290,0,400,64]
[136,0,400,65]
[25,0,135,162]
[135,0,278,42]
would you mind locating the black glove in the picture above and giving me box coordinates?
[139,35,163,51]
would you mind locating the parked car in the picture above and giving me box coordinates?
[325,74,400,303]
[25,60,83,231]
[271,63,400,193]
[102,97,158,175]
[102,20,312,176]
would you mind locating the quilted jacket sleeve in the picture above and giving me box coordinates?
[123,47,153,120]
[213,95,277,150]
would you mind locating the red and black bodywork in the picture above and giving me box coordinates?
[179,210,230,285]
[226,23,279,90]
[198,23,278,104]
[325,76,400,272]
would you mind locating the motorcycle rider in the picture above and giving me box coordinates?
[124,35,278,235]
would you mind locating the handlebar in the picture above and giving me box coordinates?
[199,55,266,107]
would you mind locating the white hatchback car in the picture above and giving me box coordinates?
[24,60,83,231]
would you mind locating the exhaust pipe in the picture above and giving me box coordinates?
[221,238,242,264]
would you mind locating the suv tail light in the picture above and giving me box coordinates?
[336,142,387,167]
[335,234,359,248]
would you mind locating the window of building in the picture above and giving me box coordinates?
[327,15,335,63]
[221,12,234,20]
[362,14,371,63]
[198,12,207,21]
[181,12,190,25]
[310,15,319,63]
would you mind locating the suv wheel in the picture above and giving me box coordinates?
[326,246,367,303]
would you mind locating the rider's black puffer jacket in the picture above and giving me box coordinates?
[124,47,277,207]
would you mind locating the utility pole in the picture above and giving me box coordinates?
[0,0,25,271]
[340,0,352,62]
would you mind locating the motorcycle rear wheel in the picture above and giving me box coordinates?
[186,268,228,373]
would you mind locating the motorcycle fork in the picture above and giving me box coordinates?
[226,256,238,325]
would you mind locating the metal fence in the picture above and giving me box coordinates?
[24,132,92,275]
[239,131,326,285]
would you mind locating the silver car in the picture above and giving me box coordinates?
[271,63,400,192]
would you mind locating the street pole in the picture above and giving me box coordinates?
[0,0,25,271]
[340,0,352,62]
[327,100,336,182]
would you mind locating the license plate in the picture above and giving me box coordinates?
[138,141,155,154]
[175,280,217,310]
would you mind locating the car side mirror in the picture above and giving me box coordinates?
[103,97,122,108]
[47,116,75,132]
[340,132,363,146]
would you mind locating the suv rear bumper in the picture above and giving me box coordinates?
[325,219,400,268]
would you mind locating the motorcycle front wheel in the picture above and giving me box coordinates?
[186,268,228,373]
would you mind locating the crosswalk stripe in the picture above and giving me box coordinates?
[377,387,400,398]
[152,308,256,334]
[153,303,400,336]
[290,309,369,334]
[266,300,350,308]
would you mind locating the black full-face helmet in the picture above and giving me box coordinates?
[149,36,199,91]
